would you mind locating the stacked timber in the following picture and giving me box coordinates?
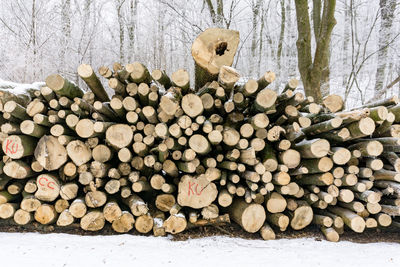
[0,28,399,242]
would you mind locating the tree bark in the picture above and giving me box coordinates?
[295,0,336,103]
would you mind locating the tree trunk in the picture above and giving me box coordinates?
[374,0,397,98]
[295,0,336,103]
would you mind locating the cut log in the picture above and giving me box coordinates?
[57,209,74,226]
[14,209,33,225]
[3,160,34,179]
[103,201,122,223]
[294,139,330,158]
[347,117,376,139]
[188,134,211,155]
[181,94,203,118]
[164,213,187,234]
[228,198,266,233]
[321,227,339,242]
[155,194,176,212]
[2,135,37,159]
[0,203,18,219]
[288,201,313,230]
[218,66,240,90]
[80,211,105,231]
[20,120,48,138]
[266,213,289,231]
[78,64,110,102]
[85,191,107,208]
[152,69,171,89]
[172,69,190,92]
[34,204,57,225]
[254,89,277,113]
[66,140,92,166]
[258,71,276,90]
[112,211,135,233]
[46,74,84,98]
[3,101,30,120]
[192,28,240,89]
[135,214,153,233]
[177,174,218,209]
[328,206,365,233]
[260,222,276,240]
[69,198,87,218]
[105,124,133,149]
[128,62,151,84]
[35,174,61,202]
[265,192,287,213]
[323,95,343,113]
[124,194,148,216]
[55,199,69,213]
[34,135,68,171]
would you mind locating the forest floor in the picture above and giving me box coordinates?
[0,221,399,242]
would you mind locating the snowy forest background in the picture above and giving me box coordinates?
[0,0,399,108]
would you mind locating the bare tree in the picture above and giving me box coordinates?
[374,0,397,97]
[248,0,263,77]
[115,0,126,63]
[204,0,224,27]
[59,0,71,73]
[341,0,351,87]
[126,0,138,63]
[295,0,336,103]
[277,0,285,77]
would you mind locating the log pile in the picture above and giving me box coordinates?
[0,28,399,242]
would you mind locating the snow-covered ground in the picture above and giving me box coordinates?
[0,232,398,267]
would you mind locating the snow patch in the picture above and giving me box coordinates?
[0,232,398,267]
[0,78,45,95]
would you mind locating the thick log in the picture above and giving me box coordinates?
[80,211,105,231]
[152,69,171,89]
[34,135,68,171]
[34,204,57,225]
[3,160,34,179]
[35,174,61,202]
[254,89,277,113]
[294,138,330,159]
[288,201,313,230]
[14,209,33,225]
[323,95,343,113]
[112,211,135,233]
[164,213,187,234]
[347,117,376,139]
[228,198,266,233]
[20,120,48,138]
[105,124,133,149]
[85,191,107,208]
[177,174,218,209]
[135,213,153,233]
[265,192,287,213]
[192,28,240,89]
[128,62,151,84]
